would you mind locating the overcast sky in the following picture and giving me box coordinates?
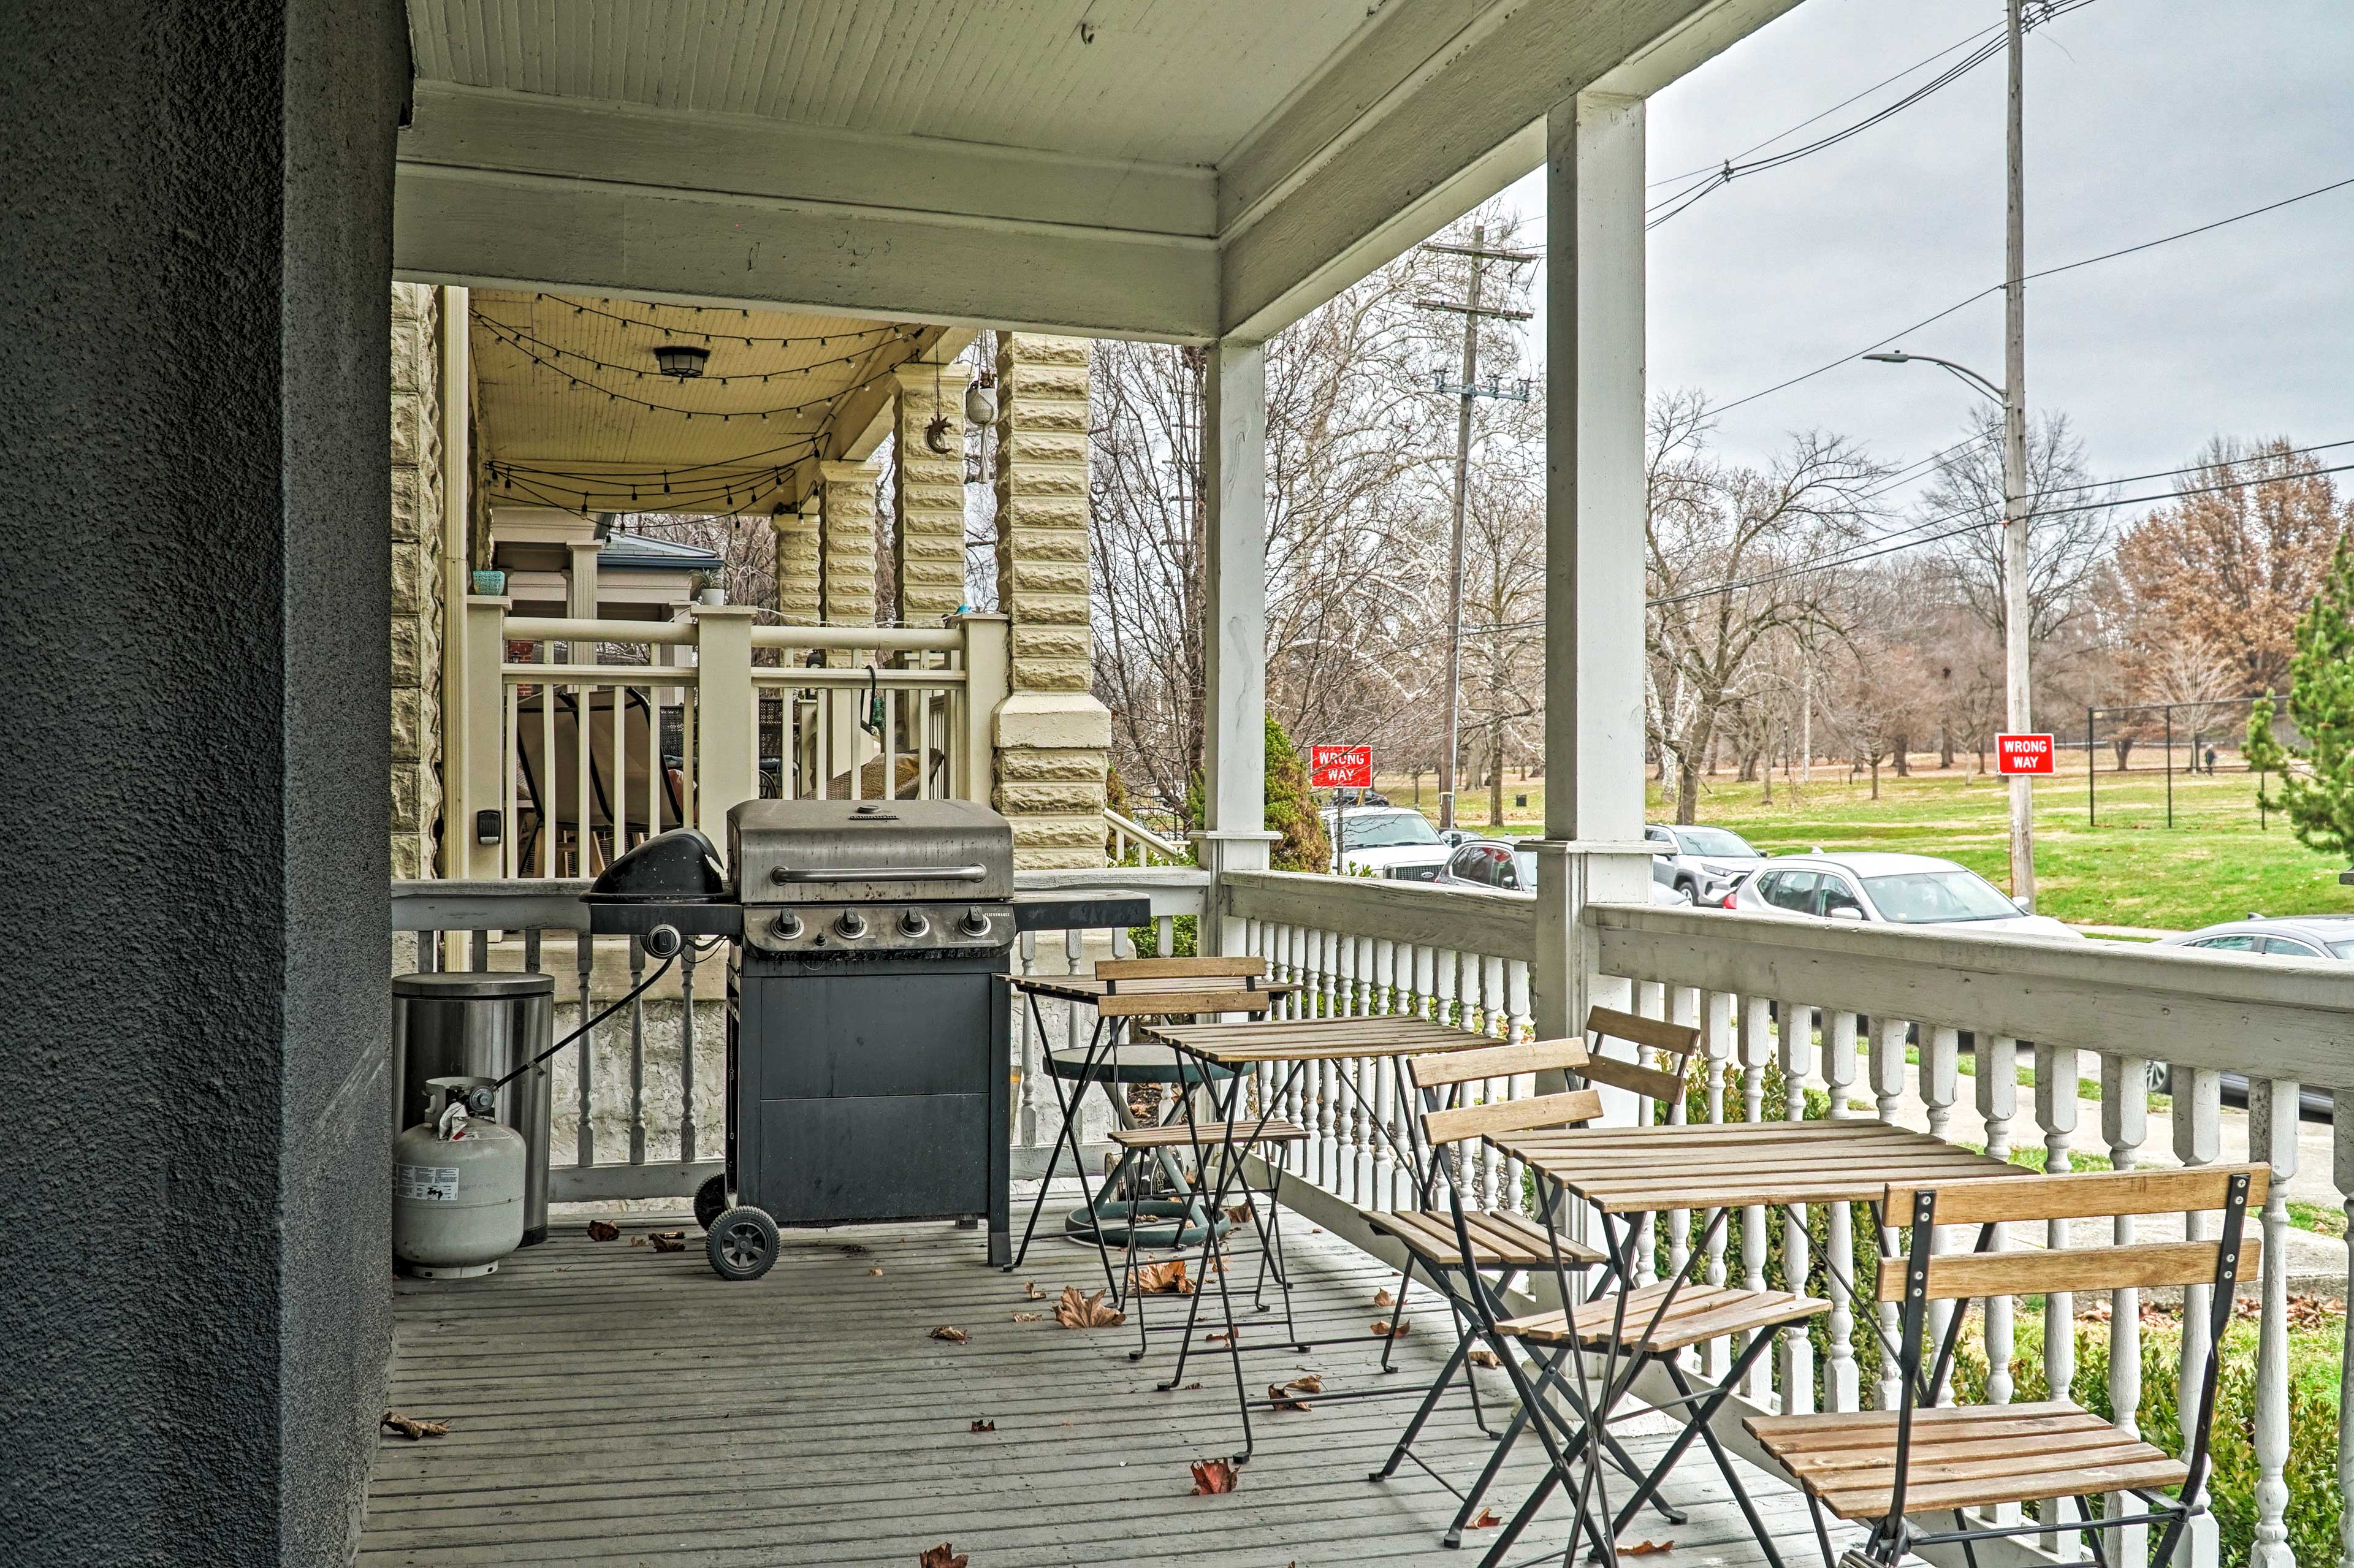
[1497,0,2354,505]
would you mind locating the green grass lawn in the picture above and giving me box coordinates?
[1380,756,2352,931]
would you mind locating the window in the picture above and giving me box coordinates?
[1762,871,1819,913]
[1495,853,1523,891]
[1449,847,1493,886]
[1858,869,2021,924]
[2259,935,2323,957]
[1821,877,1867,919]
[1672,827,1756,858]
[2192,934,2255,951]
[1336,811,1441,850]
[1512,848,1540,892]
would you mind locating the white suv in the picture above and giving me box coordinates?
[1320,806,1457,880]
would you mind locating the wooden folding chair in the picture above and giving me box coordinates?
[1404,1010,1829,1568]
[1007,956,1283,1282]
[1748,1165,2263,1568]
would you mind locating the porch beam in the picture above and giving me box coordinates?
[1216,0,1799,340]
[1531,89,1653,1045]
[395,86,1221,341]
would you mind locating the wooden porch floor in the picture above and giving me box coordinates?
[361,1200,1821,1567]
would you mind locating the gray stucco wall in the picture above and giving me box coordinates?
[0,3,409,1564]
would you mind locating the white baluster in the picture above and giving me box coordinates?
[2034,1040,2082,1555]
[1978,1035,2020,1410]
[2247,1076,2300,1568]
[1778,999,1816,1414]
[1698,990,1735,1378]
[2101,1052,2149,1566]
[2174,1064,2223,1554]
[1739,994,1773,1405]
[1870,1017,1910,1410]
[1822,1010,1859,1412]
[1920,1027,1962,1403]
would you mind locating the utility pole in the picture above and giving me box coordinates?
[2000,0,2035,908]
[1415,225,1534,831]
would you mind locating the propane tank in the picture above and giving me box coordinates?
[393,1075,525,1278]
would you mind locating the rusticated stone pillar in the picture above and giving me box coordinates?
[893,359,973,625]
[992,334,1110,869]
[817,459,877,634]
[772,495,820,625]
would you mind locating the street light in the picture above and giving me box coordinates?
[1865,346,2036,910]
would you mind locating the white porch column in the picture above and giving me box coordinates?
[1531,91,1653,1045]
[565,536,600,620]
[1192,339,1278,953]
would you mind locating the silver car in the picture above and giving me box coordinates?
[2156,914,2354,961]
[1434,839,1683,905]
[1729,851,2081,938]
[1644,823,1765,905]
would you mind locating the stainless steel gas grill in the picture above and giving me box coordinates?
[584,797,1145,1281]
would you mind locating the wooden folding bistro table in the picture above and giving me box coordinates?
[1457,1117,2038,1568]
[1128,1013,1497,1460]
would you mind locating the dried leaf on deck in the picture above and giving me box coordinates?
[917,1545,969,1568]
[1013,1311,1042,1323]
[1467,1349,1502,1369]
[649,1233,685,1253]
[1054,1286,1124,1330]
[1023,1280,1047,1301]
[969,1418,996,1433]
[1622,1541,1676,1556]
[380,1411,449,1440]
[1188,1458,1239,1496]
[1285,1374,1323,1395]
[867,1266,884,1277]
[1129,1260,1194,1296]
[930,1325,970,1344]
[1225,1203,1253,1225]
[1468,1509,1501,1529]
[1370,1319,1411,1339]
[1373,1288,1395,1307]
[629,1236,648,1248]
[585,1220,620,1242]
[1267,1383,1311,1412]
[1207,1330,1236,1345]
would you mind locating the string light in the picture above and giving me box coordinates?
[475,319,923,421]
[529,294,907,349]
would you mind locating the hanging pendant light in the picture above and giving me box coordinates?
[653,344,710,379]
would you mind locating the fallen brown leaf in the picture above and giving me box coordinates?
[1054,1285,1124,1330]
[931,1325,970,1344]
[1373,1288,1395,1307]
[917,1545,969,1568]
[867,1266,884,1277]
[380,1411,449,1440]
[585,1220,620,1242]
[969,1418,996,1433]
[1023,1279,1047,1300]
[1267,1383,1311,1412]
[1013,1311,1042,1323]
[1207,1329,1236,1344]
[1371,1319,1412,1339]
[1468,1509,1502,1529]
[629,1236,648,1247]
[1130,1259,1195,1296]
[1622,1541,1676,1556]
[1183,1381,1204,1390]
[1225,1203,1254,1225]
[1286,1374,1324,1394]
[1189,1457,1240,1496]
[1467,1349,1502,1369]
[649,1233,685,1254]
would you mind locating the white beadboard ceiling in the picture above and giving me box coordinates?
[406,0,1376,167]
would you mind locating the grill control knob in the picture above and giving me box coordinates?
[834,910,869,940]
[958,909,993,940]
[771,911,804,941]
[897,909,931,939]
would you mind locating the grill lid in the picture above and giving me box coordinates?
[731,798,1014,905]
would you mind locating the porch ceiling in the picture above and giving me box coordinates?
[471,290,967,514]
[395,0,1802,342]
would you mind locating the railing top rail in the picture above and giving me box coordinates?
[1589,902,2354,1089]
[1015,866,1208,918]
[1221,869,1536,962]
[748,667,966,688]
[505,615,695,645]
[751,624,962,653]
[500,662,701,682]
[1103,807,1189,860]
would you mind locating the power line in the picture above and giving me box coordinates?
[1712,170,2354,417]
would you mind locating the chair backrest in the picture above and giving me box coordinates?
[1423,1088,1603,1146]
[1095,956,1267,985]
[1409,1038,1600,1146]
[1407,1037,1588,1090]
[1089,956,1277,1018]
[1877,1165,2266,1304]
[1575,1004,1701,1102]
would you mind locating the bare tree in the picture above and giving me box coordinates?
[1919,405,2116,652]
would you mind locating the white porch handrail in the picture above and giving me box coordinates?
[1104,807,1190,867]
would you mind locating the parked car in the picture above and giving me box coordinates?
[1644,823,1766,905]
[1320,805,1455,879]
[2152,916,2353,1119]
[1728,852,2082,938]
[1433,838,1683,905]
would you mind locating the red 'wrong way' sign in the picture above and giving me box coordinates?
[1996,733,2055,775]
[1310,744,1373,790]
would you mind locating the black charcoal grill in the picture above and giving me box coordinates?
[584,798,1145,1280]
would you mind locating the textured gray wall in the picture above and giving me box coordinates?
[0,3,408,1564]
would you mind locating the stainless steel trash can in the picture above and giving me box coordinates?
[392,971,556,1246]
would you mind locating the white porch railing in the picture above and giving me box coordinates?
[1104,807,1190,867]
[1207,872,2354,1568]
[450,599,1009,877]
